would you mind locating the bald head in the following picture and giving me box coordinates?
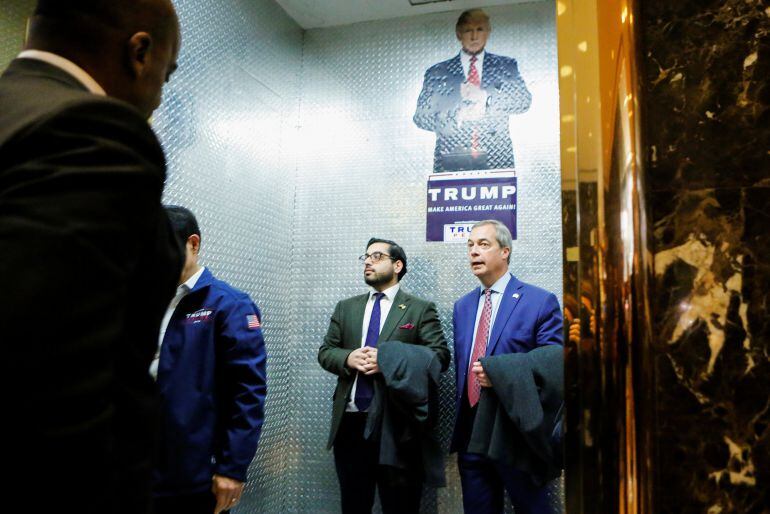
[27,0,181,117]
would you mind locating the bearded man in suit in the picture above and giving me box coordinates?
[318,238,450,514]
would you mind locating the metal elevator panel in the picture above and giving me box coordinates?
[0,0,562,511]
[0,0,35,66]
[154,1,304,512]
[292,3,562,513]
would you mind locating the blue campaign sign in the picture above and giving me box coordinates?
[426,169,517,242]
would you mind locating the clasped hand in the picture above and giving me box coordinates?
[346,347,379,375]
[471,361,492,388]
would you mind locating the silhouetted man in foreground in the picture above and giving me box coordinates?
[0,1,182,512]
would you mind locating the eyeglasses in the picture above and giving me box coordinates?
[358,252,394,264]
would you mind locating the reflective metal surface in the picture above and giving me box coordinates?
[295,4,562,512]
[0,0,34,66]
[557,0,655,512]
[1,0,565,512]
[155,1,564,512]
[155,1,304,512]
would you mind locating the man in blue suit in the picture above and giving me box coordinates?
[414,9,531,172]
[452,220,562,514]
[152,206,267,514]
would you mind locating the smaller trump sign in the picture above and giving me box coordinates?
[426,170,517,242]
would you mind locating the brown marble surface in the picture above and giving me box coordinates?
[643,0,770,191]
[652,188,769,513]
[642,0,770,512]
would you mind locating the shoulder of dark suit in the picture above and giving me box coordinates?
[397,289,434,308]
[337,292,370,308]
[425,54,460,74]
[0,60,158,149]
[484,52,518,66]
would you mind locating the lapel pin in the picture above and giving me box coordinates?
[398,304,406,310]
[512,293,520,299]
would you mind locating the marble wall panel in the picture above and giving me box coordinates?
[643,1,770,512]
[643,0,770,191]
[651,188,769,513]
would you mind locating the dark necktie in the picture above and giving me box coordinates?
[354,292,385,411]
[468,288,492,407]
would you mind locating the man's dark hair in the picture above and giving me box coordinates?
[367,237,407,281]
[456,9,490,31]
[165,205,201,247]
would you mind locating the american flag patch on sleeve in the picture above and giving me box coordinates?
[246,314,261,329]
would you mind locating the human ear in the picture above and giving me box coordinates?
[187,234,201,255]
[127,32,153,77]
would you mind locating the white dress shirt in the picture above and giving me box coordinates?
[150,267,206,380]
[468,272,511,371]
[17,50,106,96]
[346,283,400,412]
[460,49,486,82]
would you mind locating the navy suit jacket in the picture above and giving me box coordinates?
[451,273,562,452]
[414,52,531,172]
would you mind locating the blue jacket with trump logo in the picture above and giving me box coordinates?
[153,267,267,496]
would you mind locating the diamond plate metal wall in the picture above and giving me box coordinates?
[294,3,562,513]
[0,0,562,512]
[0,0,34,71]
[153,1,303,512]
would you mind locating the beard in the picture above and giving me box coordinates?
[364,268,395,287]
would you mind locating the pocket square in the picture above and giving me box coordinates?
[398,323,415,330]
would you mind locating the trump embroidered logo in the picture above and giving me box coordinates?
[185,308,213,324]
[246,314,261,330]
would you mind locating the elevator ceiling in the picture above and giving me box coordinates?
[274,0,533,29]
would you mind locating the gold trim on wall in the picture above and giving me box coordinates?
[558,0,655,512]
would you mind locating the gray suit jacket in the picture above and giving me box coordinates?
[318,288,450,449]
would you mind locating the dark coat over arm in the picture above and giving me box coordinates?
[366,340,446,487]
[468,345,565,485]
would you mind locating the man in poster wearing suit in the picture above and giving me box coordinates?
[414,9,532,173]
[318,238,450,514]
[452,220,563,514]
[0,1,182,513]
